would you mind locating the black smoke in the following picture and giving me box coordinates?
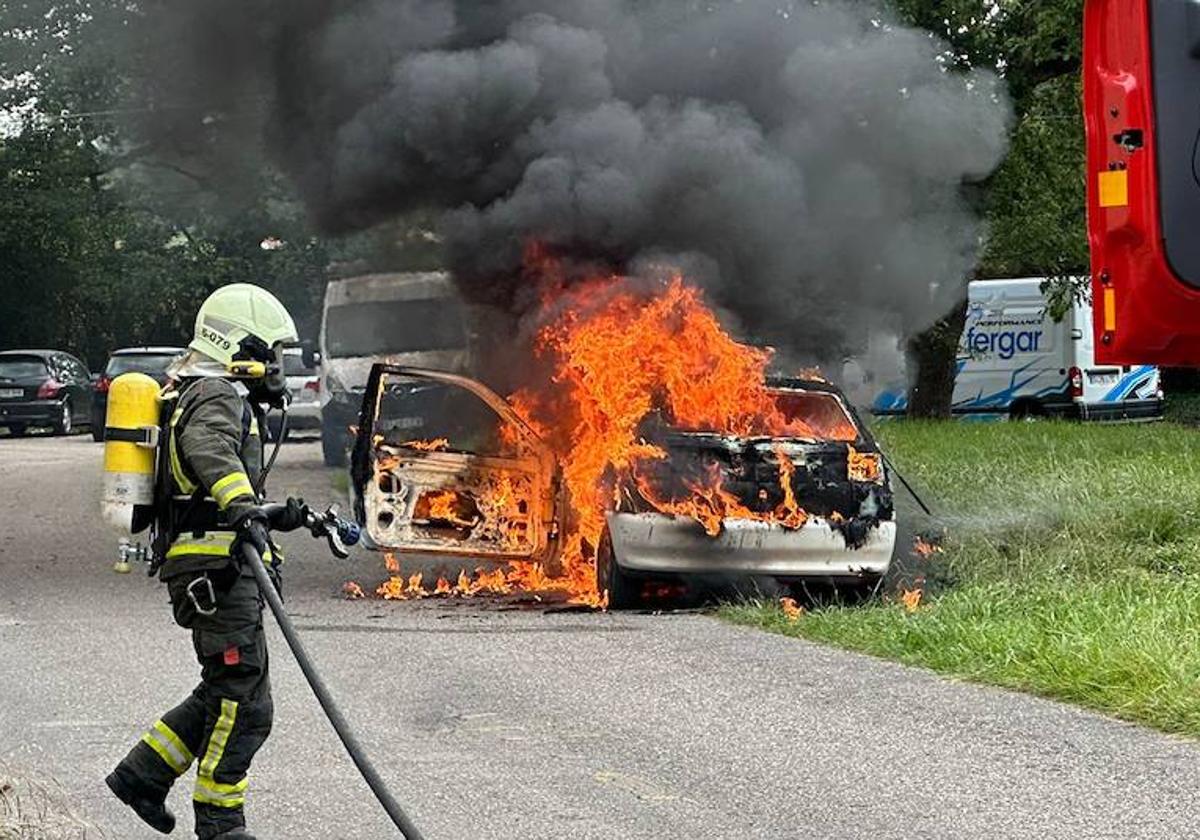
[135,0,1010,361]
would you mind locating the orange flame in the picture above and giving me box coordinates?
[780,597,804,622]
[406,438,450,452]
[900,588,923,613]
[368,250,855,607]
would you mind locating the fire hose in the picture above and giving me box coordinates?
[245,503,427,840]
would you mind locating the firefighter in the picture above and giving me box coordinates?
[106,284,304,840]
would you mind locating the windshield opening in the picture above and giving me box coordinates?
[0,357,49,379]
[326,299,467,359]
[768,390,859,442]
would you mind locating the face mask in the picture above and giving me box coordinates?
[246,344,289,408]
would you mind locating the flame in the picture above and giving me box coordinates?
[780,597,804,622]
[900,588,923,613]
[913,537,944,559]
[417,489,479,529]
[405,438,450,452]
[368,249,859,606]
[505,253,842,603]
[342,581,365,600]
[847,446,883,483]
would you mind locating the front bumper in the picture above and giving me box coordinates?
[0,400,64,426]
[607,512,897,578]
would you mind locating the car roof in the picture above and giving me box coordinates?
[765,375,845,397]
[0,349,62,359]
[110,346,186,356]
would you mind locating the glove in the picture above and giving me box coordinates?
[267,497,308,533]
[231,510,273,565]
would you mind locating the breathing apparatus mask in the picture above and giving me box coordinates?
[229,337,289,409]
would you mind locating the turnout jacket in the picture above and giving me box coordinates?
[159,377,266,581]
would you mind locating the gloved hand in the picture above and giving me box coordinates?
[231,509,273,565]
[267,497,308,533]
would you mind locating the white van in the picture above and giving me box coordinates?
[317,272,473,465]
[870,278,1164,421]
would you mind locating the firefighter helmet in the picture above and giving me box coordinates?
[189,284,298,368]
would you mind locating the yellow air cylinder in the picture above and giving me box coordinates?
[102,372,161,535]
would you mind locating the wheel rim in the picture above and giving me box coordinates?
[61,402,71,433]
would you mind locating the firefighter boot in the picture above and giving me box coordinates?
[105,771,177,834]
[210,830,257,840]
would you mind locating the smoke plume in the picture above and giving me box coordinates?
[137,0,1010,360]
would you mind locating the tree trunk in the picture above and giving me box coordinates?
[905,297,968,419]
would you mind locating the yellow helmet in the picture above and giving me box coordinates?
[190,284,299,367]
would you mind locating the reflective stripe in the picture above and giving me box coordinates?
[168,410,198,495]
[193,774,248,808]
[141,720,194,775]
[166,532,236,560]
[249,417,260,437]
[198,699,238,780]
[211,471,254,510]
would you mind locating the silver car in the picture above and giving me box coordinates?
[350,365,898,609]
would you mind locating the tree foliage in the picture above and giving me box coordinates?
[890,0,1088,415]
[0,1,339,367]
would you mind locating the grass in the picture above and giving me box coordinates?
[721,419,1200,737]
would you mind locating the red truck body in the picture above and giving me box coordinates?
[1084,0,1200,364]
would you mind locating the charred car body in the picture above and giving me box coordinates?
[351,365,896,608]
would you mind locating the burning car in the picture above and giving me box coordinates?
[350,364,896,609]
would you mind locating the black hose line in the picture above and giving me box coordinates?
[881,454,934,518]
[243,545,427,840]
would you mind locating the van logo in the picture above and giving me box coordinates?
[965,327,1043,360]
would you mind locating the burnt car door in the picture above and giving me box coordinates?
[350,365,563,566]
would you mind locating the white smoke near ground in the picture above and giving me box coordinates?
[136,0,1010,361]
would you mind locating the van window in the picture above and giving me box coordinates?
[326,299,467,358]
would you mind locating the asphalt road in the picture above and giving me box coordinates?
[2,435,1199,839]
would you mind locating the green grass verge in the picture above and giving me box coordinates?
[721,420,1200,736]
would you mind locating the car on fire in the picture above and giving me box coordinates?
[350,365,897,608]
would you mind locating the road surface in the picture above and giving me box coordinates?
[1,435,1198,839]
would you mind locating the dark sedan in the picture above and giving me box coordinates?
[90,346,185,441]
[0,350,92,436]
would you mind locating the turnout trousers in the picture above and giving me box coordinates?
[111,561,273,839]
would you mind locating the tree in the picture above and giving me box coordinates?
[0,1,340,367]
[890,0,1088,416]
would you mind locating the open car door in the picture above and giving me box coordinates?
[350,365,562,566]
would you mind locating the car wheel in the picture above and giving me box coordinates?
[596,526,639,610]
[7,424,28,437]
[1009,400,1044,422]
[53,401,73,436]
[321,419,348,468]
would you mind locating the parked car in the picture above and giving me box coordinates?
[0,350,93,437]
[267,346,321,441]
[90,347,185,441]
[349,365,898,609]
